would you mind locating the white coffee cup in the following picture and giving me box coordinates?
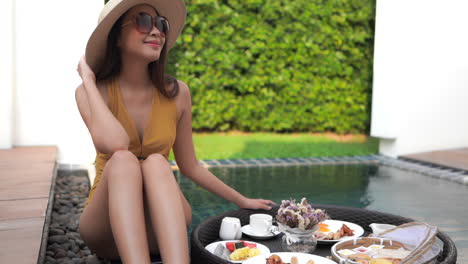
[219,217,242,240]
[249,214,272,235]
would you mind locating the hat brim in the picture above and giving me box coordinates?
[85,0,186,73]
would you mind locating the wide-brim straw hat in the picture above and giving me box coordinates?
[85,0,186,73]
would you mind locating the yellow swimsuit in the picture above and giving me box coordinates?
[85,78,177,208]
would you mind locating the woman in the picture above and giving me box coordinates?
[76,0,275,263]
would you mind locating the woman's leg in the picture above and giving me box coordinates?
[79,150,152,264]
[141,153,192,264]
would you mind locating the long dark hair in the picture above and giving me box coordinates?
[95,13,179,99]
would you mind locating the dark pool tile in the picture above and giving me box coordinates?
[218,159,233,165]
[258,159,274,164]
[284,158,304,164]
[272,158,289,164]
[317,157,336,163]
[304,157,323,163]
[244,159,259,165]
[355,156,374,161]
[295,158,312,163]
[229,159,245,165]
[204,160,220,166]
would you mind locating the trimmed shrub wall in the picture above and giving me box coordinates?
[168,0,376,133]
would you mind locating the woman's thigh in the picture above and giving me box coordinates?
[141,154,192,226]
[78,150,161,259]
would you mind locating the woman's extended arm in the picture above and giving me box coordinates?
[172,81,275,210]
[75,56,130,154]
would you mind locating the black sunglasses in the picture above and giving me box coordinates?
[121,12,169,35]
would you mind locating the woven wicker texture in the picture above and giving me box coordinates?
[190,204,457,264]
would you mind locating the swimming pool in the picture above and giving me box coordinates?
[177,163,468,262]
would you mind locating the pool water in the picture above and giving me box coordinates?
[177,164,468,262]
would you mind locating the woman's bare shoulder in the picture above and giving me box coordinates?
[173,79,191,103]
[172,79,191,120]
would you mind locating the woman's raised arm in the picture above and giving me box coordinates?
[75,56,130,155]
[172,81,275,210]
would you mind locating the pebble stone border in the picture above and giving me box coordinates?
[41,155,467,263]
[41,167,109,264]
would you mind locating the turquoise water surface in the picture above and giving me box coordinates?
[177,164,468,262]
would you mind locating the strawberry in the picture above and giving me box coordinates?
[225,242,236,252]
[243,242,257,248]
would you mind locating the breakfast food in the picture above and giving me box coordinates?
[336,245,409,264]
[317,223,331,233]
[348,253,372,264]
[225,241,257,252]
[370,259,393,264]
[266,255,284,264]
[224,240,260,261]
[265,254,314,264]
[230,246,261,261]
[314,223,355,240]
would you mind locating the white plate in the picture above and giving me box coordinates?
[204,240,270,263]
[241,225,281,240]
[243,252,337,264]
[314,219,365,243]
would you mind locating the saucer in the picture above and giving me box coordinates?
[241,225,281,240]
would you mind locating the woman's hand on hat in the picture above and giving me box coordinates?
[238,198,277,211]
[77,55,96,83]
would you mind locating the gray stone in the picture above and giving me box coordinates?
[71,245,80,253]
[69,240,77,248]
[49,243,62,251]
[49,235,68,244]
[49,228,65,236]
[59,206,69,214]
[55,248,68,258]
[67,250,78,258]
[45,255,58,264]
[62,242,72,250]
[60,258,75,264]
[76,239,86,248]
[67,231,82,240]
[72,257,85,264]
[85,255,102,264]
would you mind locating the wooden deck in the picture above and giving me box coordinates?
[0,146,57,264]
[401,147,468,171]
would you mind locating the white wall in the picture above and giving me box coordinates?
[4,0,102,164]
[371,0,468,157]
[0,0,14,149]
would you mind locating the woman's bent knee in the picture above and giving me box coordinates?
[105,150,140,174]
[109,150,139,164]
[144,153,166,164]
[142,153,171,172]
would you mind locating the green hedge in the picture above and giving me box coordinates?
[103,0,374,133]
[168,0,376,133]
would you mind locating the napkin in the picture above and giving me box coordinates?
[214,243,231,260]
